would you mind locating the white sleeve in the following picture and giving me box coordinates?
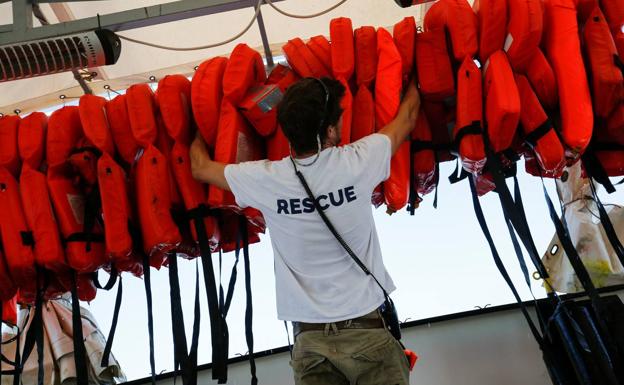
[223,160,270,209]
[345,133,392,188]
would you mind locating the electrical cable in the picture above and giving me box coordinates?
[116,0,263,51]
[263,0,348,19]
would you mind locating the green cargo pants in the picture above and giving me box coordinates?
[289,319,410,385]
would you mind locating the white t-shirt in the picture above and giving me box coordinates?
[224,133,395,323]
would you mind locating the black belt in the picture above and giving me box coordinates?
[292,309,385,338]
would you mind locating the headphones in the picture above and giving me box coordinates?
[310,77,330,132]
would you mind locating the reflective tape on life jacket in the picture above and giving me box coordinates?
[424,0,478,62]
[352,86,375,143]
[474,0,508,63]
[525,49,558,110]
[126,84,158,148]
[266,127,290,161]
[209,102,264,211]
[20,164,66,272]
[47,164,107,273]
[239,84,283,137]
[47,107,83,167]
[543,0,593,155]
[411,109,437,196]
[601,0,624,33]
[18,112,47,170]
[583,6,624,120]
[484,51,521,153]
[2,296,17,325]
[355,26,378,88]
[156,75,193,145]
[330,17,355,81]
[505,0,543,72]
[282,38,330,79]
[105,94,140,166]
[307,35,332,73]
[0,167,35,287]
[393,17,416,84]
[515,74,566,177]
[0,115,21,177]
[79,94,116,155]
[456,57,486,174]
[223,44,266,105]
[376,28,409,213]
[415,29,455,101]
[135,144,181,268]
[191,57,228,148]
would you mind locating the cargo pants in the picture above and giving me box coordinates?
[289,313,410,385]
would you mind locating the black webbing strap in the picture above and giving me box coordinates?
[20,273,45,385]
[19,232,35,247]
[524,120,553,149]
[70,272,89,385]
[407,138,419,216]
[188,205,228,383]
[453,121,482,154]
[588,179,624,268]
[188,262,201,385]
[581,141,624,194]
[64,233,105,244]
[101,276,122,368]
[142,255,156,385]
[614,54,624,75]
[92,267,118,291]
[239,216,258,385]
[168,252,191,385]
[11,319,21,385]
[68,146,103,158]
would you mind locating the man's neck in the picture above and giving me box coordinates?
[294,142,334,159]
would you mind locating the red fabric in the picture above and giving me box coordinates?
[424,0,478,62]
[283,38,329,79]
[543,0,593,155]
[474,0,508,63]
[574,0,599,23]
[135,144,181,268]
[411,109,437,196]
[376,28,409,213]
[393,17,416,83]
[266,127,290,161]
[239,84,282,137]
[0,251,16,302]
[596,151,624,176]
[615,30,624,58]
[126,84,158,148]
[484,51,521,153]
[0,116,21,176]
[77,274,97,302]
[2,296,17,325]
[155,117,183,207]
[157,74,193,145]
[415,29,455,101]
[307,35,332,72]
[505,0,544,72]
[20,165,65,272]
[67,137,99,188]
[601,0,624,33]
[79,94,115,155]
[515,74,565,177]
[456,57,486,174]
[423,100,456,163]
[47,164,106,273]
[605,103,624,145]
[105,95,140,166]
[330,17,355,80]
[583,6,623,120]
[266,64,299,91]
[355,26,378,87]
[47,107,83,167]
[223,44,266,105]
[0,167,35,287]
[525,49,558,110]
[209,102,264,211]
[18,112,47,170]
[191,57,228,148]
[338,78,353,145]
[352,86,376,142]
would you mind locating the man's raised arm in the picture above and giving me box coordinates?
[190,133,231,191]
[378,81,421,155]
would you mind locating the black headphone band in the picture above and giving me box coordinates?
[308,77,330,132]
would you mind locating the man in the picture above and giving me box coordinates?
[191,77,420,385]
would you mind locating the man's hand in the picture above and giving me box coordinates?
[378,80,421,155]
[190,132,231,191]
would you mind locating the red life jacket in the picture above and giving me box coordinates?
[583,6,623,120]
[515,74,566,177]
[2,296,17,325]
[191,57,228,148]
[79,94,116,155]
[105,94,140,166]
[415,29,455,102]
[355,26,378,88]
[266,127,290,161]
[239,84,282,137]
[283,38,330,79]
[0,251,16,302]
[474,0,508,63]
[505,0,544,72]
[307,35,332,73]
[615,30,624,59]
[352,86,376,143]
[423,100,456,163]
[18,112,47,170]
[223,44,266,105]
[424,0,478,62]
[376,28,409,213]
[525,49,559,110]
[47,107,83,167]
[484,51,521,153]
[595,151,624,176]
[266,64,300,91]
[156,75,193,145]
[126,84,159,148]
[604,103,624,145]
[393,17,416,85]
[20,165,66,272]
[456,57,486,174]
[574,0,599,24]
[218,210,261,253]
[601,0,624,34]
[77,273,97,302]
[411,109,437,197]
[0,167,35,287]
[330,17,355,81]
[543,0,593,156]
[0,115,21,177]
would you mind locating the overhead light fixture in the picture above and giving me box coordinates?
[0,29,121,83]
